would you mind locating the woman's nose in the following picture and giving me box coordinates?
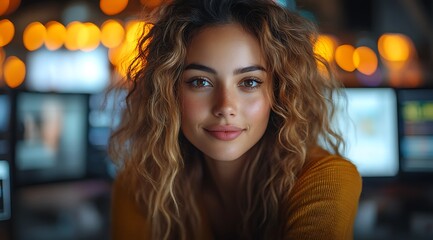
[212,87,237,118]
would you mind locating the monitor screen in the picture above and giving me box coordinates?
[26,47,109,93]
[15,92,88,185]
[333,88,399,177]
[0,93,10,157]
[397,88,433,172]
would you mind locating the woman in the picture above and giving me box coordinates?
[110,0,362,239]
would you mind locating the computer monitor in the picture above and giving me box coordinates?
[397,88,433,173]
[332,88,399,177]
[15,92,89,185]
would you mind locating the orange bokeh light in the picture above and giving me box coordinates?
[335,44,356,72]
[101,19,125,49]
[0,19,14,47]
[1,0,20,16]
[0,0,9,16]
[314,34,336,63]
[4,56,25,88]
[81,22,101,51]
[353,46,378,76]
[100,0,128,16]
[23,22,46,51]
[45,21,66,50]
[378,33,411,62]
[65,21,84,51]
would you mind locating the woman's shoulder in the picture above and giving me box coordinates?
[111,171,149,239]
[288,145,363,205]
[282,146,362,239]
[299,146,362,184]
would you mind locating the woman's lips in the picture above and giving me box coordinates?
[204,125,244,141]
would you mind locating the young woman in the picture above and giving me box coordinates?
[110,0,362,239]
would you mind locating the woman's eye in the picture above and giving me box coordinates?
[239,78,262,89]
[187,78,212,88]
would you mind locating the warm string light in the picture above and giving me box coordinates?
[0,0,21,16]
[100,0,128,15]
[314,33,420,87]
[4,56,25,88]
[0,19,14,47]
[0,0,424,89]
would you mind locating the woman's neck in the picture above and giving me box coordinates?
[204,154,247,208]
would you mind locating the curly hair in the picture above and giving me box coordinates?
[109,0,344,239]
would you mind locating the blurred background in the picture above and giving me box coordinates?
[0,0,432,239]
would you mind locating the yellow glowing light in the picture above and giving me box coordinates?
[378,33,411,62]
[23,22,47,51]
[65,21,85,51]
[81,22,101,51]
[45,21,66,50]
[0,19,14,47]
[353,46,378,75]
[0,0,9,16]
[335,44,356,72]
[23,22,46,50]
[314,34,336,63]
[4,56,25,88]
[100,0,128,16]
[101,19,124,48]
[110,21,151,77]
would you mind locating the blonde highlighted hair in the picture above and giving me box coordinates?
[109,0,344,239]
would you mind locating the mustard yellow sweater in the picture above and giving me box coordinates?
[111,147,362,239]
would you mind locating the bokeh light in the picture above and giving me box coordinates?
[353,46,378,76]
[1,0,20,16]
[45,21,66,50]
[101,19,125,49]
[0,1,9,16]
[314,34,336,63]
[109,20,151,77]
[378,33,411,62]
[81,22,101,52]
[65,21,84,51]
[0,19,14,47]
[100,0,128,16]
[335,44,356,72]
[23,22,47,51]
[4,56,25,88]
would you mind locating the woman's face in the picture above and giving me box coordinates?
[180,23,272,162]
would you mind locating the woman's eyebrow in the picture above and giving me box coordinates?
[184,63,217,74]
[184,63,266,75]
[233,65,266,74]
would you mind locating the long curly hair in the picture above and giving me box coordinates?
[109,0,344,239]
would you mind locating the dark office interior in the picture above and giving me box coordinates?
[1,0,433,239]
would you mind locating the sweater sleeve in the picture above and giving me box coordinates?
[283,152,362,240]
[111,176,149,240]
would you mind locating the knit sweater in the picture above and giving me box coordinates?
[111,147,362,239]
